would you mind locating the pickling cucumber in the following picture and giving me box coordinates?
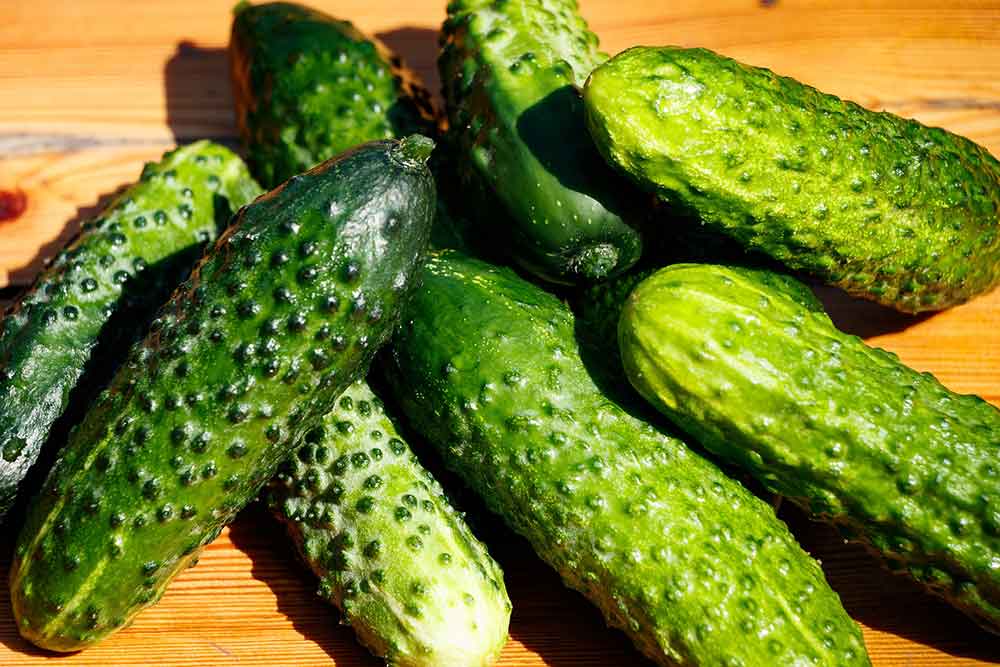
[0,142,260,519]
[440,0,645,284]
[619,263,1000,632]
[11,136,435,651]
[230,1,436,188]
[584,46,1000,312]
[268,380,510,665]
[383,250,870,666]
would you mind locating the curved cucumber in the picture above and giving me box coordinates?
[11,137,435,652]
[0,141,260,519]
[619,263,1000,632]
[230,1,436,188]
[383,250,870,666]
[268,380,510,666]
[440,0,644,284]
[584,46,1000,312]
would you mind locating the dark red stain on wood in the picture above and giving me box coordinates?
[0,189,27,223]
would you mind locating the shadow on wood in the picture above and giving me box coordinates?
[6,187,126,286]
[226,503,381,666]
[781,505,1000,662]
[493,530,651,667]
[375,28,442,107]
[813,284,934,339]
[163,41,239,146]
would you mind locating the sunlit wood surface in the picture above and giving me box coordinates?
[0,0,999,664]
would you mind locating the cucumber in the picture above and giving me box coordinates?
[230,1,436,188]
[440,0,644,284]
[382,250,870,666]
[0,141,261,519]
[229,0,480,256]
[268,380,510,666]
[11,136,436,652]
[231,8,507,662]
[583,46,1000,312]
[576,263,824,364]
[619,263,1000,632]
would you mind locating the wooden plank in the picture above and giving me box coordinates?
[2,0,999,286]
[0,0,998,664]
[0,505,997,665]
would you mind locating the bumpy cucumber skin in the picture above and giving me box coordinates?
[584,46,1000,312]
[0,142,261,519]
[230,1,437,188]
[268,380,510,666]
[11,138,435,652]
[576,263,824,361]
[383,250,870,666]
[231,10,507,662]
[440,0,644,284]
[229,1,475,253]
[619,263,1000,632]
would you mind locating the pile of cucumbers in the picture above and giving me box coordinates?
[2,0,998,664]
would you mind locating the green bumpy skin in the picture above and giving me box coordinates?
[268,380,510,666]
[11,137,436,652]
[230,1,437,188]
[229,1,473,254]
[584,46,1000,312]
[577,263,824,361]
[383,250,870,666]
[231,9,508,662]
[440,0,644,284]
[0,141,261,519]
[619,263,1000,633]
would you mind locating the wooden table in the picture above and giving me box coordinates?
[1,0,999,664]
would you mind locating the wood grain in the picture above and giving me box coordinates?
[0,0,999,664]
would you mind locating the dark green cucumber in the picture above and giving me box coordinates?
[11,136,435,652]
[0,142,260,519]
[268,380,510,665]
[231,9,506,662]
[230,1,436,188]
[619,263,1000,632]
[383,250,870,666]
[583,46,1000,312]
[440,0,644,284]
[229,1,479,256]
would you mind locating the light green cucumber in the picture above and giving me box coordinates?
[584,46,1000,312]
[383,250,870,666]
[267,379,510,666]
[620,263,1000,633]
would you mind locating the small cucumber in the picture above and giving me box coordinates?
[230,1,437,188]
[0,141,260,519]
[268,380,510,666]
[440,0,644,284]
[11,136,435,652]
[383,250,870,666]
[619,263,1000,632]
[584,46,1000,312]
